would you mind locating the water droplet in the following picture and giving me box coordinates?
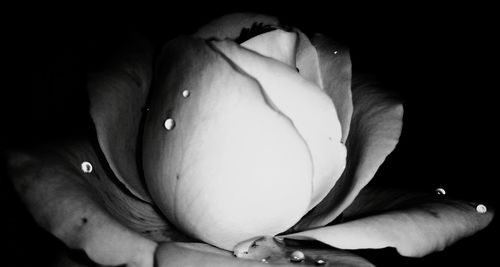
[164,118,175,131]
[81,161,93,173]
[290,250,305,263]
[333,50,338,55]
[435,188,446,195]
[315,259,327,265]
[182,90,191,98]
[476,204,487,214]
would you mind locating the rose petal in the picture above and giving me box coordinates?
[295,32,353,143]
[87,32,153,202]
[295,30,323,87]
[156,240,374,267]
[156,242,270,267]
[211,39,346,211]
[195,13,279,40]
[143,36,313,250]
[283,185,494,257]
[6,140,158,266]
[294,81,403,229]
[311,34,353,143]
[241,29,297,67]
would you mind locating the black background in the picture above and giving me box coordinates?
[1,3,497,266]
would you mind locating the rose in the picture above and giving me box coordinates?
[6,13,494,266]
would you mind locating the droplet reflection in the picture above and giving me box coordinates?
[81,161,93,173]
[290,250,305,263]
[476,204,487,214]
[164,118,176,131]
[435,188,446,195]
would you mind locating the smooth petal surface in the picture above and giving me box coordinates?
[143,36,313,250]
[212,39,346,210]
[195,13,279,40]
[294,81,403,229]
[6,140,159,266]
[156,240,374,267]
[311,34,353,143]
[88,32,153,202]
[284,185,494,257]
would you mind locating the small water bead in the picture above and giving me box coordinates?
[435,188,446,195]
[81,161,93,173]
[476,204,487,214]
[290,250,305,263]
[315,259,327,265]
[182,89,191,98]
[164,118,176,131]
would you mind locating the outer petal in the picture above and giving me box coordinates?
[312,34,353,143]
[195,13,279,40]
[142,36,313,250]
[294,80,403,229]
[6,140,159,266]
[87,32,153,202]
[283,185,494,257]
[156,240,374,267]
[296,32,353,143]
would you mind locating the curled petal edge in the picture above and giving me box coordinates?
[284,186,495,257]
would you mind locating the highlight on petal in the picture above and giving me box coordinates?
[241,29,298,67]
[294,80,403,230]
[156,240,374,267]
[6,141,157,267]
[211,39,347,211]
[87,32,153,202]
[142,36,313,250]
[195,13,279,40]
[284,185,495,257]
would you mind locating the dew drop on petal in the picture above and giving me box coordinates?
[315,259,327,265]
[435,188,446,195]
[476,204,487,214]
[164,118,176,131]
[290,250,305,263]
[182,90,191,98]
[81,161,93,173]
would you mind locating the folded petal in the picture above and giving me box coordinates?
[6,140,159,266]
[311,34,353,143]
[87,31,153,202]
[142,36,313,250]
[212,39,346,211]
[284,185,494,257]
[195,13,279,40]
[241,29,298,67]
[156,240,374,267]
[295,30,323,87]
[294,81,403,229]
[295,32,353,143]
